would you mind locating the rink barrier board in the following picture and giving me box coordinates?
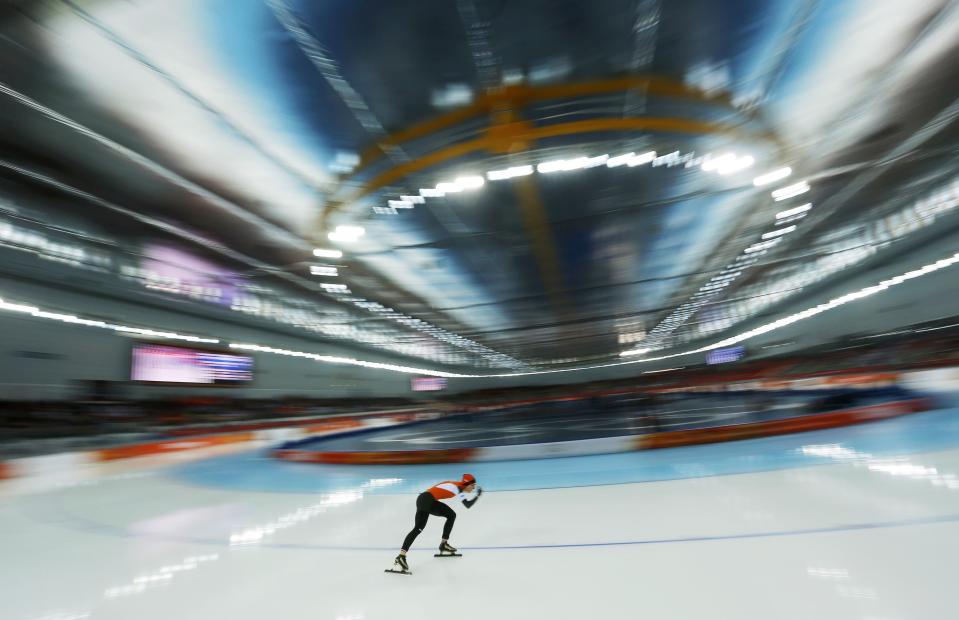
[301,418,366,435]
[94,413,412,462]
[633,399,927,450]
[162,407,423,437]
[272,398,930,465]
[0,412,413,479]
[273,447,481,464]
[95,432,258,461]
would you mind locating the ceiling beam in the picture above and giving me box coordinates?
[318,114,778,233]
[350,75,745,174]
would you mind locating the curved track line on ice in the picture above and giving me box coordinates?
[29,496,959,552]
[169,408,959,494]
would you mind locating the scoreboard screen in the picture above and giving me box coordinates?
[706,346,745,365]
[132,343,253,385]
[411,377,447,392]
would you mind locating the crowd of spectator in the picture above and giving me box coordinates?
[2,320,957,457]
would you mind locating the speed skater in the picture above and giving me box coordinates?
[390,474,483,573]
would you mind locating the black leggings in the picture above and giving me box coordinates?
[401,492,456,551]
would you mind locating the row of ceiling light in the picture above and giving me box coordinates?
[0,296,218,344]
[681,171,959,346]
[348,294,525,368]
[0,216,112,270]
[368,148,758,216]
[312,237,524,368]
[628,168,810,355]
[3,243,956,378]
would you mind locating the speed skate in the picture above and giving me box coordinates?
[385,555,412,575]
[435,541,461,557]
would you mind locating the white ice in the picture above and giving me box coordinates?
[2,441,959,620]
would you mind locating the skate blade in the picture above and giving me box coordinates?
[434,552,463,557]
[384,568,412,575]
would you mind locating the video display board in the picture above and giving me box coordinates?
[411,377,447,392]
[131,342,253,385]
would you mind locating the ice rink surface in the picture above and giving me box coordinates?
[4,407,959,620]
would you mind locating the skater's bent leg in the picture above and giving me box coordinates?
[431,501,456,540]
[401,492,437,552]
[401,509,429,552]
[441,512,456,540]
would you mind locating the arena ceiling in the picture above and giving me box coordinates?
[2,0,959,375]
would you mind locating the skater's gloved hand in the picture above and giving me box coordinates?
[476,486,483,497]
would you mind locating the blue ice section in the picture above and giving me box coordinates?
[168,407,959,495]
